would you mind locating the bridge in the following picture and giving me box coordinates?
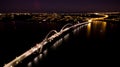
[4,14,108,67]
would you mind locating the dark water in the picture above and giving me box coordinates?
[33,21,120,67]
[34,21,120,67]
[0,20,120,66]
[0,21,66,66]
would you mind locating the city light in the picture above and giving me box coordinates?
[88,19,92,22]
[94,13,99,15]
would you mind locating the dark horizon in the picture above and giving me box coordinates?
[0,9,120,13]
[0,0,120,13]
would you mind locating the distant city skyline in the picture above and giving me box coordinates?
[0,0,120,13]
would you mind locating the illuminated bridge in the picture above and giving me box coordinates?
[4,14,108,67]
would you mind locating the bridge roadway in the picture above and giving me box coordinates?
[4,21,89,67]
[4,13,108,67]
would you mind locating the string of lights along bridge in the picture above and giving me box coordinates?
[4,13,108,67]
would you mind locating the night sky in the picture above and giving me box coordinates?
[0,0,120,12]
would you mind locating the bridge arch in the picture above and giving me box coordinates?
[60,23,73,32]
[44,30,58,40]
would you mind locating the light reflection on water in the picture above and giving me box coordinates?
[100,22,107,35]
[27,62,32,67]
[38,54,43,60]
[86,21,107,39]
[43,49,48,57]
[63,34,70,42]
[33,57,39,64]
[87,22,91,38]
[51,38,63,50]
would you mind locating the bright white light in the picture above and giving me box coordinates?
[105,15,108,18]
[94,13,99,15]
[88,19,92,22]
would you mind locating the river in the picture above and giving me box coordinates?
[0,19,120,67]
[34,20,120,67]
